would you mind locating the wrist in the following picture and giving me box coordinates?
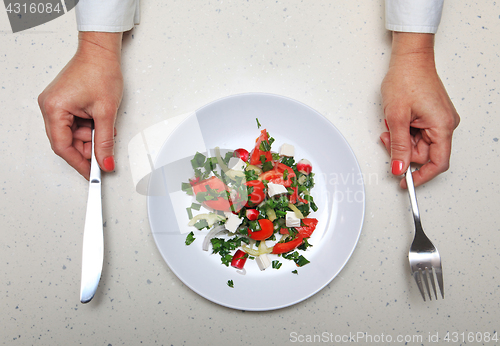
[390,32,436,69]
[76,32,123,63]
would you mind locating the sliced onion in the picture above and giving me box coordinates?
[202,225,226,251]
[188,213,225,227]
[258,240,269,253]
[224,169,246,180]
[246,164,263,175]
[242,244,260,256]
[242,242,273,256]
[266,208,277,222]
[288,203,304,219]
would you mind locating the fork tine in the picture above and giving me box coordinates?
[434,266,445,299]
[413,270,426,301]
[421,268,432,301]
[428,267,438,299]
[427,267,437,300]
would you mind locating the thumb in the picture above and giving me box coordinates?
[93,112,117,172]
[386,117,412,176]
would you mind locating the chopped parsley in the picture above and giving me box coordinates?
[211,236,248,266]
[185,231,196,245]
[190,202,202,211]
[227,280,234,288]
[259,140,272,152]
[181,182,193,196]
[193,219,209,230]
[191,152,206,169]
[282,251,310,267]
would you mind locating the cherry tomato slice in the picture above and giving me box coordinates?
[233,148,249,162]
[191,176,226,195]
[248,219,274,240]
[192,176,232,211]
[250,129,273,166]
[259,162,296,187]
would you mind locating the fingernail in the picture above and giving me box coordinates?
[391,160,404,175]
[103,156,115,171]
[384,119,389,131]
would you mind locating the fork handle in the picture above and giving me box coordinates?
[405,165,421,225]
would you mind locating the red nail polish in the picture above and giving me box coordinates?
[103,156,115,171]
[391,160,404,175]
[384,119,389,131]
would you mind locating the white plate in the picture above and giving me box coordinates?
[147,93,365,311]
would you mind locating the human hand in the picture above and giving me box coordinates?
[380,32,460,188]
[38,32,124,180]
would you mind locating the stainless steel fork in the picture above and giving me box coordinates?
[406,165,444,301]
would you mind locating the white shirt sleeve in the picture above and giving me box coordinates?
[385,0,444,34]
[76,0,140,32]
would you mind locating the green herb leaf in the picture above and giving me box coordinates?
[221,254,233,267]
[227,280,234,288]
[295,255,310,267]
[256,118,261,128]
[186,207,193,220]
[292,270,298,275]
[262,160,273,172]
[245,169,259,181]
[259,140,271,152]
[204,157,217,172]
[181,182,194,196]
[193,219,209,230]
[211,236,246,266]
[272,260,282,269]
[185,231,196,245]
[298,238,313,251]
[191,152,206,169]
[190,202,202,211]
[281,156,295,166]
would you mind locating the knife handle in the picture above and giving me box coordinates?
[90,129,101,183]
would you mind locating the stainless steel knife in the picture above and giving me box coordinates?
[80,129,103,303]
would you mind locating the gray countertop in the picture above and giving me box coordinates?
[1,1,499,345]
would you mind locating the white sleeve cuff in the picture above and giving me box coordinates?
[76,0,140,32]
[385,0,444,34]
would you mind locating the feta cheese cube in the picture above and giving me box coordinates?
[286,211,301,228]
[279,143,295,157]
[225,213,242,233]
[228,157,246,171]
[267,182,288,198]
[256,254,272,271]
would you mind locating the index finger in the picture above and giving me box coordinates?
[401,133,452,188]
[45,114,91,180]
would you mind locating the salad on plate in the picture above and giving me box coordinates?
[181,120,319,276]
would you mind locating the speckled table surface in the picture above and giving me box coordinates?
[1,1,499,345]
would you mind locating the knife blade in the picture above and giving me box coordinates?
[80,129,103,303]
